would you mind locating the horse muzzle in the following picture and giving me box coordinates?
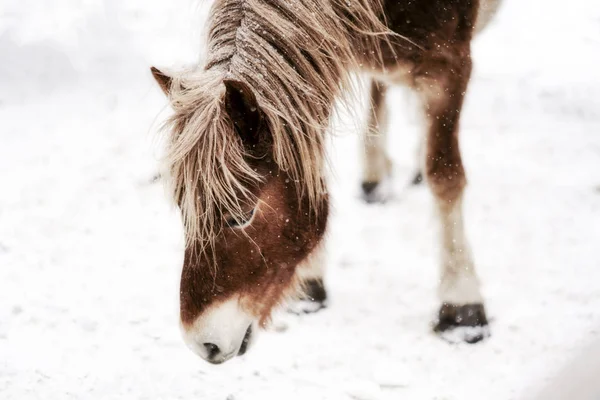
[181,297,256,364]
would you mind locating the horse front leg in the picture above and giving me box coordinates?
[288,243,328,314]
[415,48,489,343]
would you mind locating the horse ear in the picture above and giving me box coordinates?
[150,66,173,96]
[223,79,262,145]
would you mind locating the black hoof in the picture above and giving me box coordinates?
[411,170,423,185]
[434,303,490,344]
[362,181,379,197]
[303,278,327,304]
[150,173,162,184]
[288,279,328,314]
[361,181,388,204]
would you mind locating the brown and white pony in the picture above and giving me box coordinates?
[152,0,501,364]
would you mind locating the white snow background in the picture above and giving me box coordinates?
[1,0,600,399]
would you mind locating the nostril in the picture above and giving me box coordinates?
[202,343,221,360]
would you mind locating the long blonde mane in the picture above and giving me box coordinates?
[163,0,392,250]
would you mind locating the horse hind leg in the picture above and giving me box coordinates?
[416,48,489,343]
[411,136,424,185]
[361,79,392,203]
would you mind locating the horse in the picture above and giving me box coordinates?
[151,0,502,364]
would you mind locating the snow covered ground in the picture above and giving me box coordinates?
[1,0,600,399]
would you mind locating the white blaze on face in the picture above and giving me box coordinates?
[181,297,255,364]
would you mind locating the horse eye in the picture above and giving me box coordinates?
[226,209,255,228]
